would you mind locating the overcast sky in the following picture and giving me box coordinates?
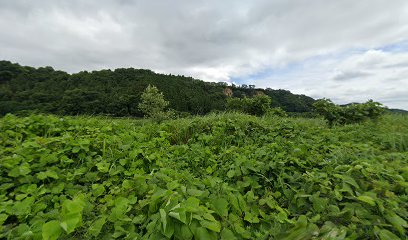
[1,0,408,109]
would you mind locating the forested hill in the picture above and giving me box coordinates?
[0,60,315,116]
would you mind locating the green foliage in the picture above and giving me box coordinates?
[313,98,385,126]
[226,95,273,116]
[138,85,174,121]
[0,60,316,116]
[266,107,288,117]
[1,113,407,239]
[42,220,62,240]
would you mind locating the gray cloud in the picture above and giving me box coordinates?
[1,0,408,109]
[333,70,372,81]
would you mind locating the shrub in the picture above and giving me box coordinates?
[265,107,288,117]
[313,99,385,126]
[226,95,273,116]
[138,85,174,121]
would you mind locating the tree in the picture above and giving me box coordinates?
[226,95,273,116]
[138,85,173,120]
[312,98,340,126]
[248,94,272,116]
[313,98,385,126]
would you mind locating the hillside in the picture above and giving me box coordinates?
[0,60,315,116]
[1,113,407,239]
[341,103,408,114]
[388,108,408,114]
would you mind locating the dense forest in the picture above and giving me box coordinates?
[0,60,315,116]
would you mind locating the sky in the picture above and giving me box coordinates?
[1,0,408,109]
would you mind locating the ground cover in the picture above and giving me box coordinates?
[0,113,407,239]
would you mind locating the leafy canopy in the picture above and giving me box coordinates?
[313,98,385,126]
[138,85,173,120]
[226,95,273,116]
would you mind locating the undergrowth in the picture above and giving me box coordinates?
[0,113,407,239]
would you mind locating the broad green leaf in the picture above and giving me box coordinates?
[8,163,31,177]
[200,220,221,232]
[187,188,204,196]
[46,170,59,179]
[96,161,110,173]
[185,197,200,212]
[37,172,48,180]
[60,196,85,234]
[88,215,107,237]
[310,193,328,212]
[108,197,131,222]
[60,212,82,234]
[384,211,407,235]
[51,183,65,194]
[227,170,235,178]
[211,198,229,217]
[12,197,34,216]
[91,184,105,197]
[163,217,175,238]
[276,211,288,223]
[169,208,187,224]
[166,180,179,190]
[122,179,133,189]
[42,220,62,240]
[378,229,400,240]
[194,227,216,240]
[221,228,237,240]
[14,223,32,238]
[237,194,247,212]
[228,193,241,214]
[203,213,216,222]
[0,214,8,225]
[119,158,128,166]
[246,191,256,202]
[175,224,193,240]
[72,146,80,153]
[160,209,167,232]
[334,174,359,188]
[356,196,376,206]
[244,211,260,223]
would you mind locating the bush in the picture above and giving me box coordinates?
[138,85,174,121]
[226,95,273,116]
[313,99,385,126]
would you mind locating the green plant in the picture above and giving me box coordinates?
[266,107,288,117]
[0,113,406,239]
[226,95,273,116]
[313,99,385,126]
[138,85,174,121]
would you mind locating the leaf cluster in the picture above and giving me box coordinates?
[226,95,275,116]
[0,113,407,239]
[313,98,385,126]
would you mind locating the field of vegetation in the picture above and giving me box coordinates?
[1,113,407,239]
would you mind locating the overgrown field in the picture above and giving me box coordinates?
[1,113,407,239]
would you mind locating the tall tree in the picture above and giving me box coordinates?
[138,85,172,120]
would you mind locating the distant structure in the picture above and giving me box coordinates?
[223,87,233,97]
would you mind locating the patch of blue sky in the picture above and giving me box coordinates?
[231,62,303,85]
[377,40,408,53]
[231,52,343,85]
[232,40,408,86]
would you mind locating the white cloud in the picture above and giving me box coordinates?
[251,49,408,109]
[0,0,408,109]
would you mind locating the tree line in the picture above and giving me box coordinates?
[0,60,315,116]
